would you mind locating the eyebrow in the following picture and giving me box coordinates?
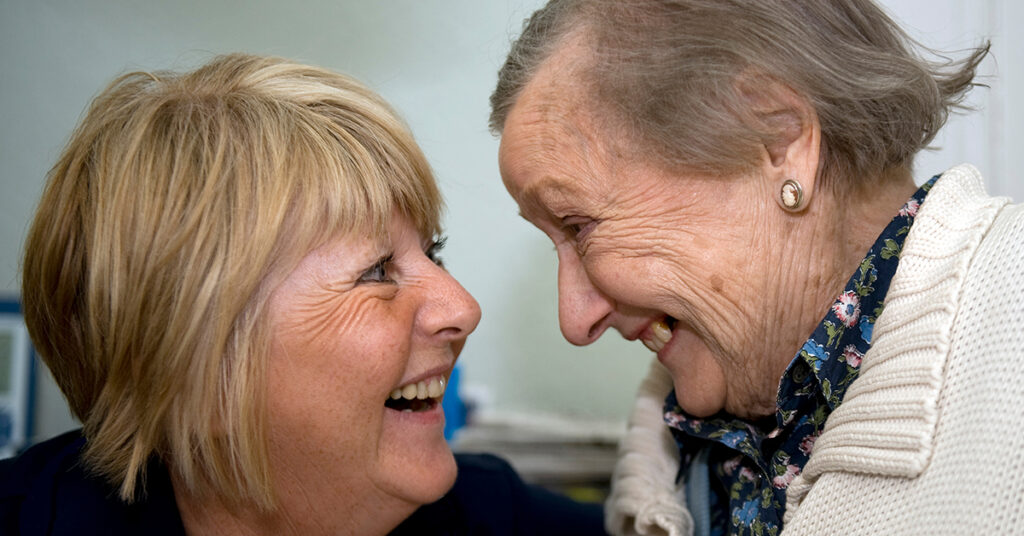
[516,175,580,219]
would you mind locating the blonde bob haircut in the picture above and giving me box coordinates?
[22,53,442,508]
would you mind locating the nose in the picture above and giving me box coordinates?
[419,263,482,347]
[557,249,614,346]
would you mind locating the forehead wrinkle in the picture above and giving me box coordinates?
[510,118,614,215]
[526,97,597,163]
[510,121,603,222]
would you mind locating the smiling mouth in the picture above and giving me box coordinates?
[641,316,678,353]
[384,375,446,413]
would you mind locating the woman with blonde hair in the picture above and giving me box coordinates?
[0,54,604,535]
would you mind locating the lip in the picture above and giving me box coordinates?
[623,325,645,342]
[391,364,454,392]
[624,316,665,342]
[655,335,675,364]
[655,322,687,366]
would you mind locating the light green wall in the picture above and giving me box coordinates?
[2,1,1021,443]
[1,0,652,442]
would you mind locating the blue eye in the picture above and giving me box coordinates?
[427,235,448,267]
[358,254,394,284]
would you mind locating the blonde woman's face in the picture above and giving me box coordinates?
[263,213,480,523]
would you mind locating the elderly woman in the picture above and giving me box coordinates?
[0,54,603,535]
[491,1,1024,535]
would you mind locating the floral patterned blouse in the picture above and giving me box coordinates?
[663,177,936,536]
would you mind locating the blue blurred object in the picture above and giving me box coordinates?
[442,366,465,441]
[0,298,35,457]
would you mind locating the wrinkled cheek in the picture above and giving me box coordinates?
[584,252,663,304]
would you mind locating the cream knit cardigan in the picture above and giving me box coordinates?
[605,164,1024,536]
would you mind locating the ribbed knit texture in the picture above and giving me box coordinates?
[606,358,693,536]
[606,164,1024,535]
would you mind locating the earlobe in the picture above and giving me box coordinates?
[737,74,821,214]
[760,91,820,215]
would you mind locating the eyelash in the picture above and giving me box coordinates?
[356,235,448,284]
[561,217,597,249]
[358,253,395,284]
[427,235,447,267]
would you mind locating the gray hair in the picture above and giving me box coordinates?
[490,0,989,184]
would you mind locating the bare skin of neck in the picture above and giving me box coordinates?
[747,166,920,418]
[171,472,415,536]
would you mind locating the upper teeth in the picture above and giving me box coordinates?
[642,320,673,353]
[390,376,446,401]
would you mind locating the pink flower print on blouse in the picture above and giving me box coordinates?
[842,344,864,368]
[898,198,920,217]
[723,456,742,475]
[659,177,936,536]
[772,464,801,489]
[831,290,861,328]
[798,433,819,456]
[664,411,687,429]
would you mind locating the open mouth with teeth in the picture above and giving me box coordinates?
[642,316,678,353]
[384,376,446,413]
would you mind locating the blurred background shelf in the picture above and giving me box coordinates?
[452,412,623,502]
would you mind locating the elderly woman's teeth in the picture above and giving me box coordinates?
[642,319,673,353]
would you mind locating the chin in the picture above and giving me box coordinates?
[378,394,460,505]
[668,370,729,418]
[674,393,722,418]
[423,448,458,502]
[394,443,458,506]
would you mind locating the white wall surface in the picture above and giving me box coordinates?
[1,0,1020,443]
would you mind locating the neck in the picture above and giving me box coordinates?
[171,474,415,536]
[758,167,919,412]
[831,166,919,277]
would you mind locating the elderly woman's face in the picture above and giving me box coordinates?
[263,213,480,514]
[499,65,787,419]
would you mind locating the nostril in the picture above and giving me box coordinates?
[587,313,611,342]
[435,326,463,339]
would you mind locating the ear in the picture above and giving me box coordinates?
[738,77,822,212]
